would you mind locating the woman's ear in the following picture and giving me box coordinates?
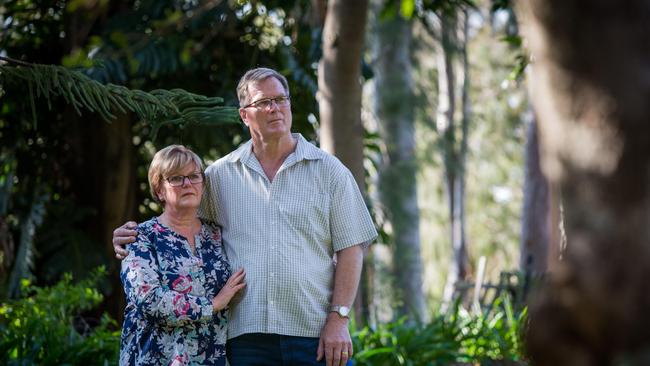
[156,188,165,203]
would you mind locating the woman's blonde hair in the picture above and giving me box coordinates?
[148,145,204,204]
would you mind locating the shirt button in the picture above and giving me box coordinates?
[269,301,274,305]
[270,272,274,277]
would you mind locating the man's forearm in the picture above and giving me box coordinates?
[330,245,364,308]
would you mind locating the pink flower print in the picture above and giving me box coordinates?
[171,275,193,294]
[153,223,166,233]
[173,293,191,317]
[138,284,151,296]
[169,354,189,366]
[211,229,221,242]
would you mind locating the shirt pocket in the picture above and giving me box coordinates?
[280,191,330,241]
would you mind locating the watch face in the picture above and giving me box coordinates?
[339,306,350,316]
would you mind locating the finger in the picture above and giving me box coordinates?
[232,283,246,292]
[234,268,246,279]
[229,271,246,285]
[316,338,324,361]
[340,349,350,366]
[114,246,129,257]
[326,344,337,366]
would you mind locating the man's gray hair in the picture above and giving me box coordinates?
[236,67,290,107]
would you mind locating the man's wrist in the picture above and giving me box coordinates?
[328,305,351,319]
[327,311,350,324]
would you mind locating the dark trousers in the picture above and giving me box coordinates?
[226,333,353,366]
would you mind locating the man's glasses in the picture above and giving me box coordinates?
[166,172,204,187]
[242,95,290,110]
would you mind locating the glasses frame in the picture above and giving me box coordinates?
[165,172,204,187]
[242,95,291,110]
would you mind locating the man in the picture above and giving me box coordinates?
[113,67,377,366]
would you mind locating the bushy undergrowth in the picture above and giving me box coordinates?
[0,267,527,365]
[352,298,528,366]
[0,267,120,365]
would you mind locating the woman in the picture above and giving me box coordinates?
[119,145,245,366]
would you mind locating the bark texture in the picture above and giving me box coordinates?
[317,0,372,325]
[372,8,426,321]
[522,1,650,364]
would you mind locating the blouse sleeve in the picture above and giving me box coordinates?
[120,234,214,326]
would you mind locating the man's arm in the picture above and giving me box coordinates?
[317,244,363,366]
[113,221,138,259]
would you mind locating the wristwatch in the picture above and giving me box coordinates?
[329,305,351,318]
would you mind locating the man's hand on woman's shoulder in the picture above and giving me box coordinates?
[113,221,138,260]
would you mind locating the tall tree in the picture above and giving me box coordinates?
[519,110,550,274]
[429,7,472,305]
[317,0,372,325]
[522,1,650,364]
[371,1,426,321]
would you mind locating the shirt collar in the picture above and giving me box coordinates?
[226,133,323,164]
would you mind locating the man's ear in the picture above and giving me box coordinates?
[239,108,249,127]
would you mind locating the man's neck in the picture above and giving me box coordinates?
[251,133,297,182]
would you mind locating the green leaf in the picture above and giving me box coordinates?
[400,0,416,19]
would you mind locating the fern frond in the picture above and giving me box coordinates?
[0,58,240,135]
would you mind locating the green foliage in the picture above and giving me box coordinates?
[0,266,120,365]
[353,298,528,366]
[0,61,240,137]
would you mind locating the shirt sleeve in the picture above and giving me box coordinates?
[120,234,214,326]
[329,165,378,252]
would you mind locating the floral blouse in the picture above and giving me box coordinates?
[119,217,230,366]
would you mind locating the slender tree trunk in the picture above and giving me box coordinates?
[317,0,372,326]
[318,0,367,185]
[522,1,650,364]
[436,9,471,306]
[519,108,550,274]
[372,3,426,322]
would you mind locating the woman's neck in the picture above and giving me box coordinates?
[159,209,199,230]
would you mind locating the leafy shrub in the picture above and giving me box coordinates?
[352,297,528,366]
[0,267,120,365]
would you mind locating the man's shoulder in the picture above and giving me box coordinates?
[297,136,346,170]
[205,143,250,173]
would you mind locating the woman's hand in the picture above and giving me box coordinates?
[212,268,246,312]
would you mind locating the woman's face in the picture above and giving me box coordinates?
[157,163,203,211]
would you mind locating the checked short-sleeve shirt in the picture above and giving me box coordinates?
[200,133,377,339]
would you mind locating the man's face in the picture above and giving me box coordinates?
[239,77,292,141]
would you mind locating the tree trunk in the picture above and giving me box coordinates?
[436,9,471,306]
[522,1,650,364]
[317,0,372,326]
[519,108,550,274]
[371,3,426,322]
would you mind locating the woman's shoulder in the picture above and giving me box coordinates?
[200,219,222,242]
[136,217,166,235]
[126,217,163,251]
[200,219,222,234]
